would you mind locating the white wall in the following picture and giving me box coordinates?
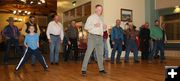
[103,0,145,29]
[103,0,145,58]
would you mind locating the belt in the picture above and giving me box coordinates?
[152,39,162,41]
[50,34,60,37]
[89,33,102,37]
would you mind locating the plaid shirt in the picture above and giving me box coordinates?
[126,29,139,40]
[2,25,20,39]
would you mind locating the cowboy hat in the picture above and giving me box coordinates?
[6,17,15,22]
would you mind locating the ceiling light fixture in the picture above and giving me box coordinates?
[12,10,31,15]
[72,1,76,7]
[174,6,180,13]
[18,0,46,5]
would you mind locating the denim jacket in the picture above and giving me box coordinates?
[111,26,124,41]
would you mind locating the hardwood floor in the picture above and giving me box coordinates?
[0,57,180,81]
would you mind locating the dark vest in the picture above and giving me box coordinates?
[25,22,38,33]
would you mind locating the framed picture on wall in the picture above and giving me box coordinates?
[121,8,133,21]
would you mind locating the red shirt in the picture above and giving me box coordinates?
[103,31,108,39]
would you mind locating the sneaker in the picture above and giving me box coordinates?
[99,70,107,75]
[44,68,48,71]
[14,69,18,74]
[82,71,86,76]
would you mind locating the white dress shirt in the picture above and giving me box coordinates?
[46,21,64,40]
[84,13,104,36]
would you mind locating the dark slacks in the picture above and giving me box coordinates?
[4,38,22,63]
[16,48,48,71]
[69,38,78,60]
[149,40,165,61]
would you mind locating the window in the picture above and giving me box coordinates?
[163,13,180,40]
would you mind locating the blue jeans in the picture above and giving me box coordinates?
[111,39,123,63]
[125,39,138,61]
[32,55,36,64]
[49,35,61,63]
[149,40,165,61]
[23,47,36,65]
[103,39,108,59]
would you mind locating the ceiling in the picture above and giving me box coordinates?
[0,0,57,16]
[0,0,91,15]
[57,0,75,12]
[57,0,91,12]
[156,0,180,9]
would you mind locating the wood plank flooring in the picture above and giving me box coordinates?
[0,57,180,81]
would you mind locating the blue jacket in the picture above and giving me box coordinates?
[111,26,124,41]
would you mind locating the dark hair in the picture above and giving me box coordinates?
[95,4,102,8]
[26,25,37,33]
[29,15,35,19]
[51,14,58,19]
[154,19,159,23]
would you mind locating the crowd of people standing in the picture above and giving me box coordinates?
[0,4,167,76]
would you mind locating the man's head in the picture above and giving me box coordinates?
[144,22,149,28]
[29,15,36,23]
[155,19,160,26]
[6,17,14,25]
[71,21,76,27]
[52,14,60,22]
[95,4,103,16]
[116,19,121,27]
[27,25,37,33]
[128,22,134,30]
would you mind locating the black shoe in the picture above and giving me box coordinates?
[44,67,48,71]
[14,69,18,74]
[116,61,122,64]
[124,60,129,63]
[31,64,35,66]
[51,63,54,65]
[55,63,59,65]
[4,62,8,65]
[111,62,114,64]
[154,55,160,59]
[14,70,18,74]
[64,59,68,62]
[99,70,107,75]
[134,60,140,63]
[160,60,166,64]
[82,71,86,76]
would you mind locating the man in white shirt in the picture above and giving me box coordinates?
[46,15,64,64]
[81,4,107,76]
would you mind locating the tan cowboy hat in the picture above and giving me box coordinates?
[6,17,15,22]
